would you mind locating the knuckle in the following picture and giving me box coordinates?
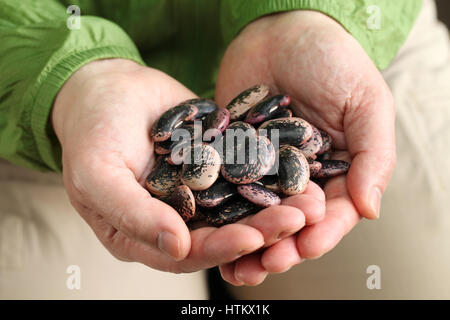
[116,209,138,240]
[102,228,134,262]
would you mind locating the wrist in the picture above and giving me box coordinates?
[51,58,142,143]
[241,11,346,56]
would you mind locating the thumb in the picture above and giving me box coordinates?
[75,159,191,261]
[345,87,397,219]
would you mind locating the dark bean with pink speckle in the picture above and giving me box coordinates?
[315,160,350,178]
[204,199,258,226]
[278,145,310,196]
[151,104,198,142]
[182,98,218,119]
[146,155,181,196]
[154,123,201,155]
[195,178,237,208]
[308,159,323,177]
[227,84,270,121]
[317,129,332,155]
[221,135,275,184]
[272,108,293,119]
[181,144,221,190]
[203,108,230,141]
[245,94,291,125]
[162,185,196,222]
[299,126,323,159]
[257,175,282,194]
[258,117,313,147]
[237,183,281,207]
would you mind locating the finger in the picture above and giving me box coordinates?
[297,175,361,259]
[344,85,396,219]
[85,210,265,272]
[237,205,305,247]
[188,224,264,268]
[219,262,244,286]
[234,252,268,286]
[261,236,302,273]
[136,223,264,272]
[281,181,326,225]
[304,180,326,201]
[70,158,191,261]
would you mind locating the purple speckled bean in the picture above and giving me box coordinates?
[257,175,282,194]
[162,185,196,222]
[317,151,332,161]
[146,155,181,196]
[299,126,323,159]
[154,123,201,155]
[151,104,198,142]
[203,108,230,141]
[258,117,313,147]
[181,144,221,190]
[237,183,281,207]
[272,108,293,119]
[221,135,275,184]
[278,145,310,196]
[204,199,258,226]
[195,178,237,208]
[317,129,332,155]
[181,98,218,119]
[245,95,291,125]
[315,160,350,178]
[308,159,322,177]
[226,84,270,121]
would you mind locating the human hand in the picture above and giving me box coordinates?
[51,58,323,273]
[215,11,396,285]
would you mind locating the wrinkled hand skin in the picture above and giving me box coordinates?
[52,59,322,274]
[215,11,396,286]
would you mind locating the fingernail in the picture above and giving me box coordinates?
[157,231,181,260]
[370,187,382,218]
[234,270,244,283]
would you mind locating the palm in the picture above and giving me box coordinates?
[215,11,396,284]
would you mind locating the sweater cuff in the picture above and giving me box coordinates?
[28,19,145,172]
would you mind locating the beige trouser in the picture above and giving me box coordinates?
[1,0,449,300]
[230,0,450,299]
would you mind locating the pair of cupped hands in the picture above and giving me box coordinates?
[52,11,396,286]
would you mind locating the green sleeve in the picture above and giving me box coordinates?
[221,0,422,70]
[0,0,145,172]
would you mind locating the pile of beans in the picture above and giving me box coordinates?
[146,84,349,227]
